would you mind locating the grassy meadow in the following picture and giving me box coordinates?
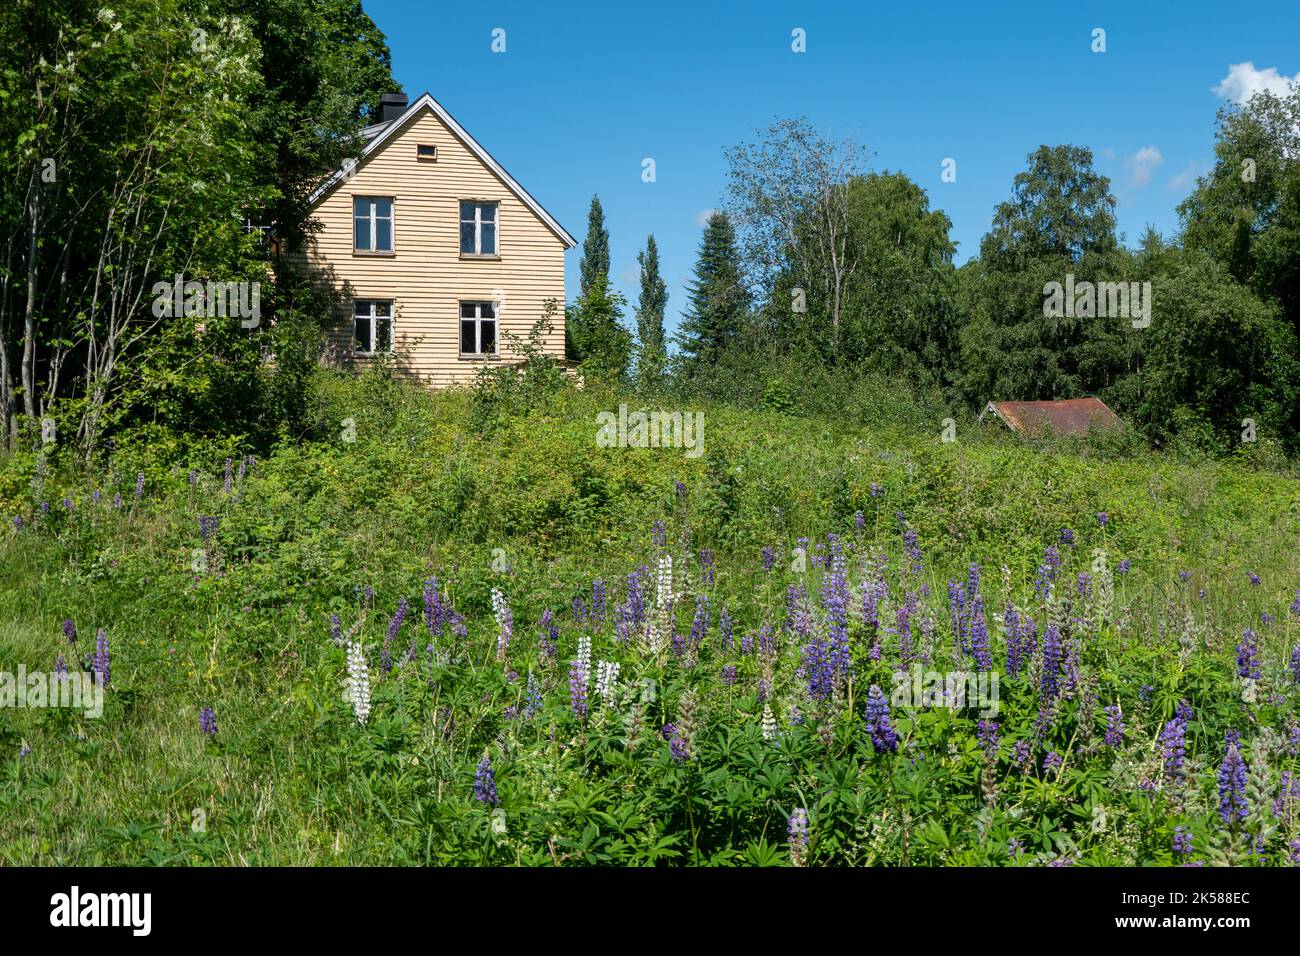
[2,371,1299,865]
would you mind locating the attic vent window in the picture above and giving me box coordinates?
[417,144,437,161]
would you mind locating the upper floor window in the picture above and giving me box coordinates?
[416,144,437,161]
[354,197,393,253]
[459,301,497,356]
[460,200,497,256]
[354,299,393,354]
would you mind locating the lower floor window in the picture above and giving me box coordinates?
[460,301,497,356]
[354,299,393,354]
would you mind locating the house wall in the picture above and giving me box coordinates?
[295,108,569,386]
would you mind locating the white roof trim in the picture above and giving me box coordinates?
[307,92,577,248]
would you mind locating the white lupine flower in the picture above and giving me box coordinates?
[595,660,621,703]
[655,554,674,609]
[490,588,513,662]
[576,635,592,681]
[761,702,778,741]
[347,640,371,725]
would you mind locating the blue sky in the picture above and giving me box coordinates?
[367,0,1299,339]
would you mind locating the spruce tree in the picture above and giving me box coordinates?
[675,212,748,377]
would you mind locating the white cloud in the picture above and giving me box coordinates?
[1097,146,1117,162]
[1124,146,1165,188]
[1165,162,1202,194]
[695,208,718,228]
[1213,61,1300,104]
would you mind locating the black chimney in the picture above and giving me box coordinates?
[380,92,409,124]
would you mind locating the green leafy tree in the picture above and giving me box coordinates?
[959,145,1131,405]
[578,195,610,296]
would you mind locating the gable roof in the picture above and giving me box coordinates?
[307,92,577,248]
[979,398,1123,437]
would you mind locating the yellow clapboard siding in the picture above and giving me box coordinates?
[290,106,569,386]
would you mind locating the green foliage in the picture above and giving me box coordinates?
[674,212,749,381]
[2,376,1298,865]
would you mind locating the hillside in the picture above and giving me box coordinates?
[2,374,1299,865]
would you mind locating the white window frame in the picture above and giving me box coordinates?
[353,299,394,355]
[459,301,497,357]
[459,200,499,256]
[353,196,394,254]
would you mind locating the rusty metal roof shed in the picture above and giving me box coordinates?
[979,397,1123,437]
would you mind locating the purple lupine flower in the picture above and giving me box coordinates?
[660,723,676,741]
[1217,740,1249,825]
[1042,751,1063,773]
[1011,740,1030,768]
[223,458,233,494]
[198,515,221,541]
[897,594,915,664]
[382,598,409,673]
[1291,645,1300,684]
[717,608,738,655]
[1008,837,1024,858]
[199,706,218,736]
[11,515,23,531]
[788,808,809,865]
[969,595,992,671]
[538,609,558,659]
[330,613,343,647]
[822,534,851,680]
[134,473,145,499]
[669,735,689,762]
[869,482,882,498]
[651,520,667,549]
[741,631,754,656]
[188,469,197,490]
[977,720,999,760]
[62,619,77,646]
[524,671,543,718]
[571,595,587,625]
[761,545,775,571]
[1096,512,1108,527]
[1116,559,1130,575]
[854,510,865,530]
[1236,629,1260,680]
[475,754,500,805]
[591,578,607,623]
[93,628,110,687]
[626,566,647,626]
[1076,572,1092,599]
[688,593,710,647]
[62,497,74,511]
[1178,570,1191,584]
[1059,528,1074,546]
[1138,683,1154,704]
[1040,624,1063,698]
[1104,705,1124,748]
[864,684,898,754]
[902,529,923,575]
[568,658,588,718]
[424,576,443,638]
[758,623,775,658]
[54,655,68,681]
[722,664,737,687]
[92,489,101,505]
[1291,590,1300,618]
[1161,715,1188,783]
[674,479,686,498]
[1274,771,1299,824]
[800,637,832,702]
[1248,571,1261,587]
[1173,826,1193,856]
[39,501,49,515]
[698,550,714,586]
